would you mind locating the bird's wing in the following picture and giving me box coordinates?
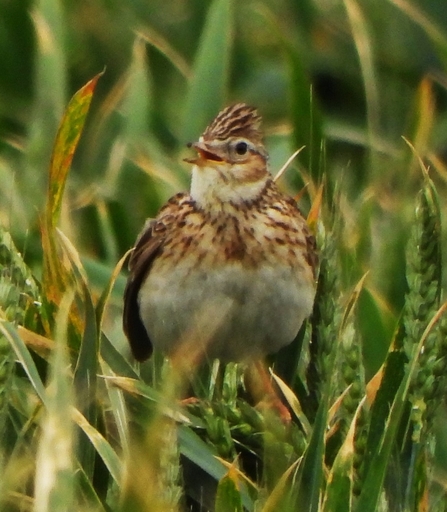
[122,193,188,361]
[123,220,163,361]
[304,225,318,279]
[284,191,319,279]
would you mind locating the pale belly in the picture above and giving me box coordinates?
[138,262,315,362]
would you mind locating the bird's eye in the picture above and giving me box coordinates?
[235,141,248,155]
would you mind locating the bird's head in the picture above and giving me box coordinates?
[186,103,270,209]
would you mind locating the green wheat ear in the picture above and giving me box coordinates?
[399,177,442,438]
[0,226,42,437]
[401,178,441,354]
[306,212,342,419]
[0,228,41,323]
[385,173,445,510]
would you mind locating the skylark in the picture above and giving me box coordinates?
[123,103,317,372]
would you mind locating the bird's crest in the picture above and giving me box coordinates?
[202,103,263,144]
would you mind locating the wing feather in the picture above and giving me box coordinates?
[123,220,164,361]
[122,193,189,361]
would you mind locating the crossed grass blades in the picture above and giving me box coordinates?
[0,73,446,512]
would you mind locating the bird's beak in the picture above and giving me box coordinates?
[184,141,224,165]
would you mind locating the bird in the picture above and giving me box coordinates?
[123,103,317,376]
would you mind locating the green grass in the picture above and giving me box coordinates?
[1,0,447,510]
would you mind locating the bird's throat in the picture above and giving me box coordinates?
[190,164,269,211]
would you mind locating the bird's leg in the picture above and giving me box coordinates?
[245,360,291,423]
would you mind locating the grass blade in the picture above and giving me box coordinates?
[181,0,233,143]
[34,292,75,512]
[57,229,99,478]
[0,320,46,404]
[42,73,102,308]
[387,0,447,67]
[27,0,67,175]
[99,357,130,454]
[72,407,122,485]
[96,250,130,337]
[322,400,366,512]
[177,424,228,482]
[215,466,243,512]
[343,0,379,155]
[356,302,447,512]
[260,459,301,512]
[293,395,327,511]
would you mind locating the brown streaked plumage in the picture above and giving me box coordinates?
[202,103,264,145]
[123,103,317,364]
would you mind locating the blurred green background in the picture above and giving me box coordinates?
[1,0,447,376]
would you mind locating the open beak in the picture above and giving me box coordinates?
[184,141,223,165]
